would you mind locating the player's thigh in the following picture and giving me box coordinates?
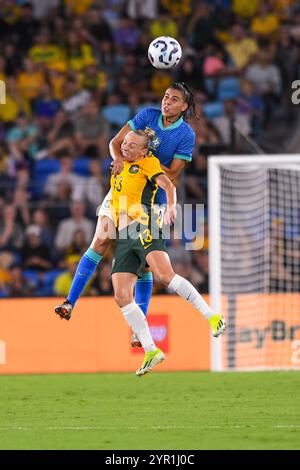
[90,189,115,248]
[93,214,116,241]
[145,250,175,285]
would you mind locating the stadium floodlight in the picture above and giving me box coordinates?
[209,155,300,371]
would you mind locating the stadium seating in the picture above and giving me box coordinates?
[32,159,60,198]
[203,101,225,119]
[102,104,132,127]
[134,103,160,115]
[73,158,92,177]
[217,77,240,101]
[32,158,91,198]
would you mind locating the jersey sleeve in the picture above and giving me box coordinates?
[143,157,165,183]
[128,108,152,131]
[173,128,195,162]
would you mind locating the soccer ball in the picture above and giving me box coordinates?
[148,36,182,69]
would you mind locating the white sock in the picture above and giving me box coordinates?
[121,302,157,352]
[168,274,214,320]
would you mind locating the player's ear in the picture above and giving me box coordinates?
[182,102,188,113]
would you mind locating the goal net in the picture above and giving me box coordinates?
[209,155,300,371]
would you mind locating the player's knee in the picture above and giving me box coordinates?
[155,271,174,287]
[114,290,133,307]
[90,236,110,254]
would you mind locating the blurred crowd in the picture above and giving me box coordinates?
[0,0,300,297]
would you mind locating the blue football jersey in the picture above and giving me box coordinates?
[128,108,195,204]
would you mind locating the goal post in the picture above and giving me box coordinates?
[209,155,300,371]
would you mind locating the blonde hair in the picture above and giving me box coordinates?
[134,128,155,151]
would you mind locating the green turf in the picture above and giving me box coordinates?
[0,371,299,450]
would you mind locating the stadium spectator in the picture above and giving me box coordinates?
[64,0,94,17]
[6,264,36,297]
[0,57,7,84]
[176,55,206,92]
[191,251,209,293]
[212,99,251,149]
[236,79,264,134]
[85,7,113,43]
[27,0,60,19]
[0,142,17,200]
[7,112,39,162]
[274,24,300,103]
[21,224,53,271]
[0,78,30,126]
[0,251,14,295]
[80,63,108,97]
[225,24,258,71]
[231,0,261,19]
[66,229,89,258]
[54,201,94,252]
[31,208,55,250]
[168,235,192,265]
[54,254,91,297]
[245,49,282,120]
[127,0,158,20]
[3,42,22,77]
[203,47,228,78]
[14,2,41,53]
[160,0,191,18]
[90,261,113,296]
[251,2,281,40]
[61,79,91,115]
[17,58,45,104]
[45,180,72,223]
[187,2,218,52]
[36,110,75,159]
[74,100,111,158]
[34,83,61,120]
[113,17,141,53]
[149,13,178,39]
[150,70,173,97]
[65,30,95,73]
[0,204,24,251]
[84,160,104,214]
[44,156,85,202]
[28,29,64,68]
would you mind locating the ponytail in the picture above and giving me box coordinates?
[134,129,155,151]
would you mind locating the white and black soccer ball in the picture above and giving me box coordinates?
[148,36,182,69]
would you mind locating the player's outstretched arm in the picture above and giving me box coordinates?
[155,174,177,225]
[160,159,186,182]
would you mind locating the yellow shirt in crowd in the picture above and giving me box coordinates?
[251,14,280,36]
[226,37,258,69]
[29,45,65,66]
[232,0,261,18]
[17,71,45,100]
[160,0,191,17]
[64,0,94,15]
[150,19,178,40]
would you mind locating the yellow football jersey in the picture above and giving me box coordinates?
[110,156,164,226]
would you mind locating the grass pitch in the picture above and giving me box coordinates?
[0,371,299,450]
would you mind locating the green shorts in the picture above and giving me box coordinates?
[112,221,167,276]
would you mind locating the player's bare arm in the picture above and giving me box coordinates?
[109,123,131,175]
[160,159,186,182]
[155,174,177,225]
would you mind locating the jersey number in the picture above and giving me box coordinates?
[139,228,153,248]
[113,176,123,192]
